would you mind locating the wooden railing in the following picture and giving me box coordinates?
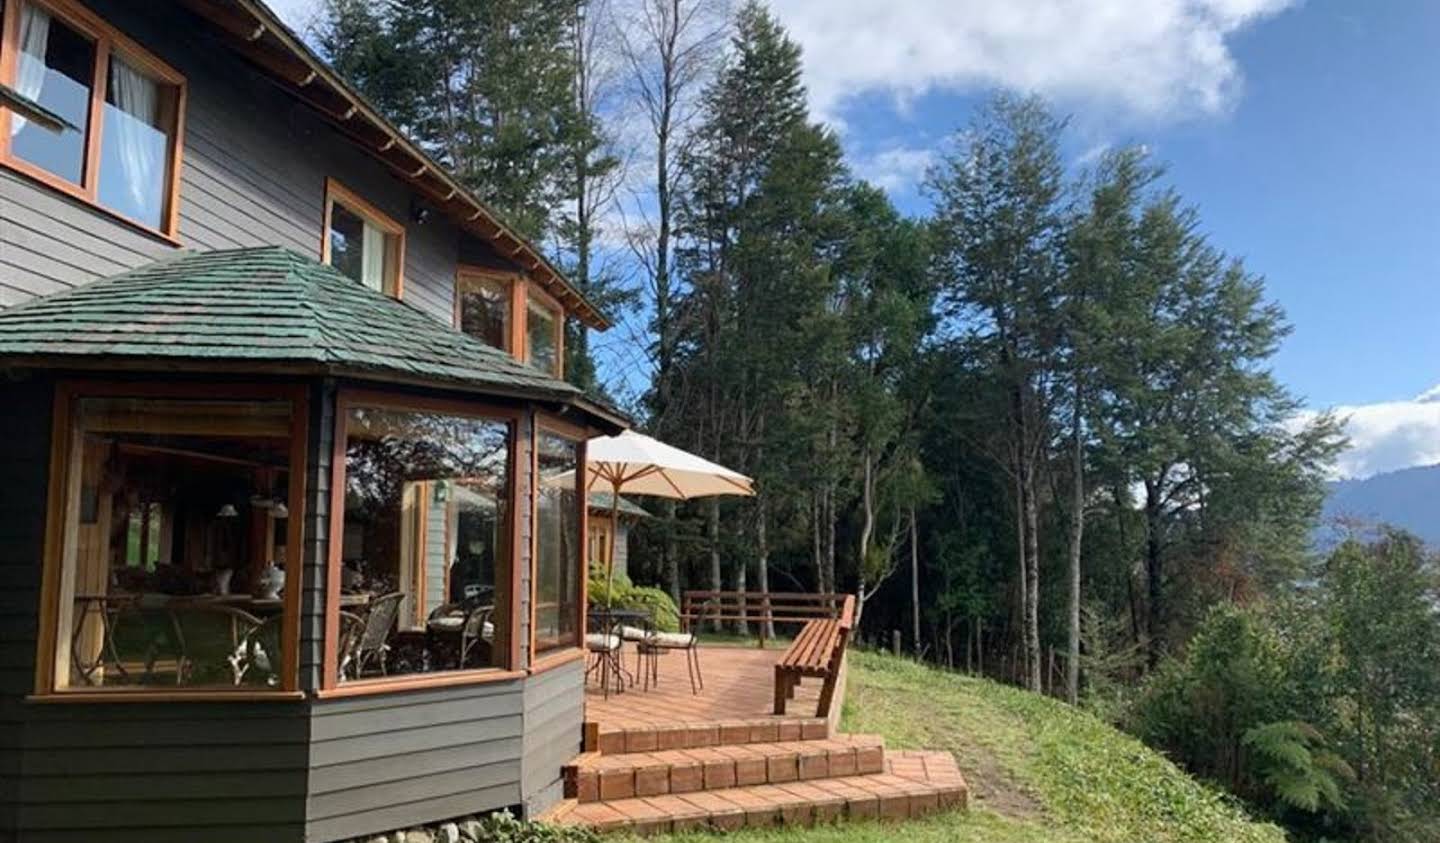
[681,590,850,648]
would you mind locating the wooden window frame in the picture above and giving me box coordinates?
[524,284,565,379]
[0,0,187,243]
[531,414,588,663]
[321,177,406,299]
[453,266,516,354]
[31,380,309,701]
[320,388,525,697]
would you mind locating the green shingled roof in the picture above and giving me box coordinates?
[588,492,649,518]
[0,246,581,399]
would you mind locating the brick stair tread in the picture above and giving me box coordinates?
[566,735,888,802]
[547,763,968,835]
[588,716,830,754]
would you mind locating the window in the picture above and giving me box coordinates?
[323,178,404,297]
[526,289,562,377]
[534,430,582,655]
[455,271,511,352]
[42,388,304,694]
[332,400,513,685]
[588,519,611,568]
[0,0,184,236]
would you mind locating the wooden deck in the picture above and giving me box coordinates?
[583,645,827,753]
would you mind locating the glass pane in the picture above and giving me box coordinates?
[328,202,367,287]
[11,3,94,185]
[341,406,511,679]
[98,54,174,229]
[459,277,508,350]
[60,397,295,690]
[527,298,559,375]
[535,432,579,654]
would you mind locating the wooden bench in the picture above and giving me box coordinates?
[774,594,855,717]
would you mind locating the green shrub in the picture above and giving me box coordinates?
[587,564,680,632]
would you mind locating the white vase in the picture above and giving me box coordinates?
[214,568,234,596]
[256,563,285,600]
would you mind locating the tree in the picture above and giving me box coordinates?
[317,0,583,240]
[1094,188,1341,666]
[618,0,727,601]
[928,94,1068,692]
[556,0,630,392]
[1058,147,1160,701]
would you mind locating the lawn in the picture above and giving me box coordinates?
[640,649,1286,843]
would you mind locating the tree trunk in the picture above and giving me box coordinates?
[1144,481,1164,669]
[708,496,722,632]
[1013,467,1028,683]
[663,498,680,604]
[1023,464,1042,693]
[756,493,774,640]
[910,507,921,654]
[1066,386,1084,704]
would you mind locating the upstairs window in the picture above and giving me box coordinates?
[526,288,562,377]
[323,178,404,297]
[0,0,185,237]
[455,271,511,352]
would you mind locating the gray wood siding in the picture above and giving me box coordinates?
[0,379,314,843]
[0,379,49,838]
[16,702,310,843]
[520,658,585,817]
[0,0,476,327]
[305,680,526,842]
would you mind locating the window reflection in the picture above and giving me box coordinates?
[527,296,559,376]
[11,3,93,184]
[339,406,511,679]
[59,397,295,690]
[535,432,580,654]
[458,274,509,351]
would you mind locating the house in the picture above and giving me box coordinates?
[0,1,621,840]
[587,492,647,578]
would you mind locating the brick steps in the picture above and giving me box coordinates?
[585,715,831,755]
[543,752,966,836]
[566,735,887,802]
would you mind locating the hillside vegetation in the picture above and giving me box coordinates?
[647,650,1285,843]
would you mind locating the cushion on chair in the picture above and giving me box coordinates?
[585,633,621,652]
[428,616,464,631]
[618,624,649,642]
[645,632,697,649]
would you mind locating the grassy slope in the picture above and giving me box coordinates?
[646,649,1286,843]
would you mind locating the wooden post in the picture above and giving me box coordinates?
[891,629,901,657]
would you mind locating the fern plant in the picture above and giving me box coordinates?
[1242,720,1353,815]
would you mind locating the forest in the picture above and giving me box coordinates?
[314,1,1439,839]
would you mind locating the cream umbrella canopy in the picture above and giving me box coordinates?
[557,430,755,605]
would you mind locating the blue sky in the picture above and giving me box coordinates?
[268,0,1440,478]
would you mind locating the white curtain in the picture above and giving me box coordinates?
[360,222,385,292]
[11,2,51,136]
[108,56,160,212]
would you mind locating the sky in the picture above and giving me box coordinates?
[266,0,1440,480]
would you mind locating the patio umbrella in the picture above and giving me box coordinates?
[564,430,754,605]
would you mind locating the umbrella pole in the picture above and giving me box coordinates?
[606,477,621,610]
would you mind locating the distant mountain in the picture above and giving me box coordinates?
[1321,463,1440,546]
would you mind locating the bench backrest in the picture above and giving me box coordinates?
[682,590,850,632]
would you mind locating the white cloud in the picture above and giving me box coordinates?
[1301,386,1440,480]
[850,145,934,193]
[769,0,1297,126]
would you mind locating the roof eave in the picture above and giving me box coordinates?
[174,0,612,331]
